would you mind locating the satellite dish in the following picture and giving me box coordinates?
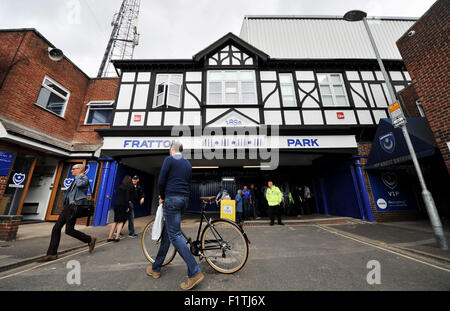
[48,47,64,62]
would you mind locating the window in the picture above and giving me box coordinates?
[207,70,257,105]
[85,101,114,124]
[152,74,183,109]
[279,73,296,107]
[35,76,70,117]
[317,73,349,107]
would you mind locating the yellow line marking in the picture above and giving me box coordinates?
[316,225,450,273]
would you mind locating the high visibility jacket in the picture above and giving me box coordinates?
[266,186,283,206]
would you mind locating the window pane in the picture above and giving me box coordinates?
[241,82,255,93]
[282,96,296,107]
[44,80,68,98]
[335,96,348,106]
[321,95,334,106]
[224,71,238,80]
[157,84,165,95]
[209,82,222,93]
[168,83,181,95]
[330,74,342,83]
[239,71,254,80]
[279,74,292,84]
[242,93,256,103]
[225,93,238,103]
[317,74,328,83]
[36,87,65,115]
[209,71,222,80]
[209,93,222,103]
[333,85,345,95]
[167,93,180,108]
[156,74,168,84]
[170,74,182,85]
[320,85,331,95]
[87,110,112,124]
[225,82,238,93]
[281,85,294,96]
[155,93,164,107]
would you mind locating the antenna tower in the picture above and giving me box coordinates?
[97,0,140,78]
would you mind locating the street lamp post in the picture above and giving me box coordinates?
[344,10,448,249]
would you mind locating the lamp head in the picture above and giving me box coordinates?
[343,10,367,22]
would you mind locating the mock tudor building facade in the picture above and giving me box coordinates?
[93,16,443,224]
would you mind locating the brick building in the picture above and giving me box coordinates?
[0,28,118,222]
[396,0,450,174]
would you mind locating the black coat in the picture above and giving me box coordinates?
[113,186,130,223]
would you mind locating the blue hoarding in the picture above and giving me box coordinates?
[368,169,418,212]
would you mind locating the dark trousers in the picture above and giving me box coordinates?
[268,204,282,224]
[243,199,250,219]
[47,204,92,255]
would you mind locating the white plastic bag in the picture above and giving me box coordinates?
[151,204,163,240]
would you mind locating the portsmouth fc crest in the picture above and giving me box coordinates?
[13,173,26,186]
[379,132,395,153]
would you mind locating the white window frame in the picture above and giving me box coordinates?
[317,73,350,107]
[152,74,183,109]
[84,100,114,125]
[35,75,71,117]
[207,70,257,105]
[279,73,297,107]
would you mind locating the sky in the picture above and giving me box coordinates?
[0,0,437,77]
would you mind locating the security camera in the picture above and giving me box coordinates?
[48,47,64,62]
[408,30,416,37]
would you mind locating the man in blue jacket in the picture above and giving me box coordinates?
[146,141,204,290]
[235,189,243,228]
[39,164,96,262]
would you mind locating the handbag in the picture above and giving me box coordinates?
[71,179,95,226]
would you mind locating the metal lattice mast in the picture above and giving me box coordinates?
[97,0,140,78]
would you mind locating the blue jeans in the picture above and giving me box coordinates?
[152,196,200,278]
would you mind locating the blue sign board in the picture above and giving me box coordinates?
[368,169,418,212]
[0,151,14,176]
[64,162,99,195]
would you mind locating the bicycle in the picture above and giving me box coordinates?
[141,196,249,274]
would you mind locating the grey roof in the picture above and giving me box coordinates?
[239,16,417,60]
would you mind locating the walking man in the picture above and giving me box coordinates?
[39,164,96,262]
[265,180,284,226]
[127,175,145,237]
[146,141,204,290]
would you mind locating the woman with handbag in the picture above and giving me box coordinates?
[107,176,132,242]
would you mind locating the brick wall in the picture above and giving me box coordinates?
[73,77,119,144]
[0,30,89,143]
[396,0,450,174]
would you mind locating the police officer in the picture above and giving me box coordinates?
[265,180,284,226]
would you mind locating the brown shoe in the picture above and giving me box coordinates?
[180,272,205,290]
[89,237,96,253]
[146,266,160,279]
[37,255,58,263]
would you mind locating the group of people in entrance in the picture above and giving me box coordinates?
[216,182,314,227]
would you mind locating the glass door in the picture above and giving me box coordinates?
[45,160,84,221]
[0,154,37,215]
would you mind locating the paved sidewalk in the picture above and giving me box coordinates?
[323,219,450,262]
[1,213,449,273]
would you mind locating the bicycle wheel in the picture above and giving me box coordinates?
[201,219,248,274]
[141,220,176,266]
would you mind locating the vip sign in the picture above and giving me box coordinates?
[368,169,418,212]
